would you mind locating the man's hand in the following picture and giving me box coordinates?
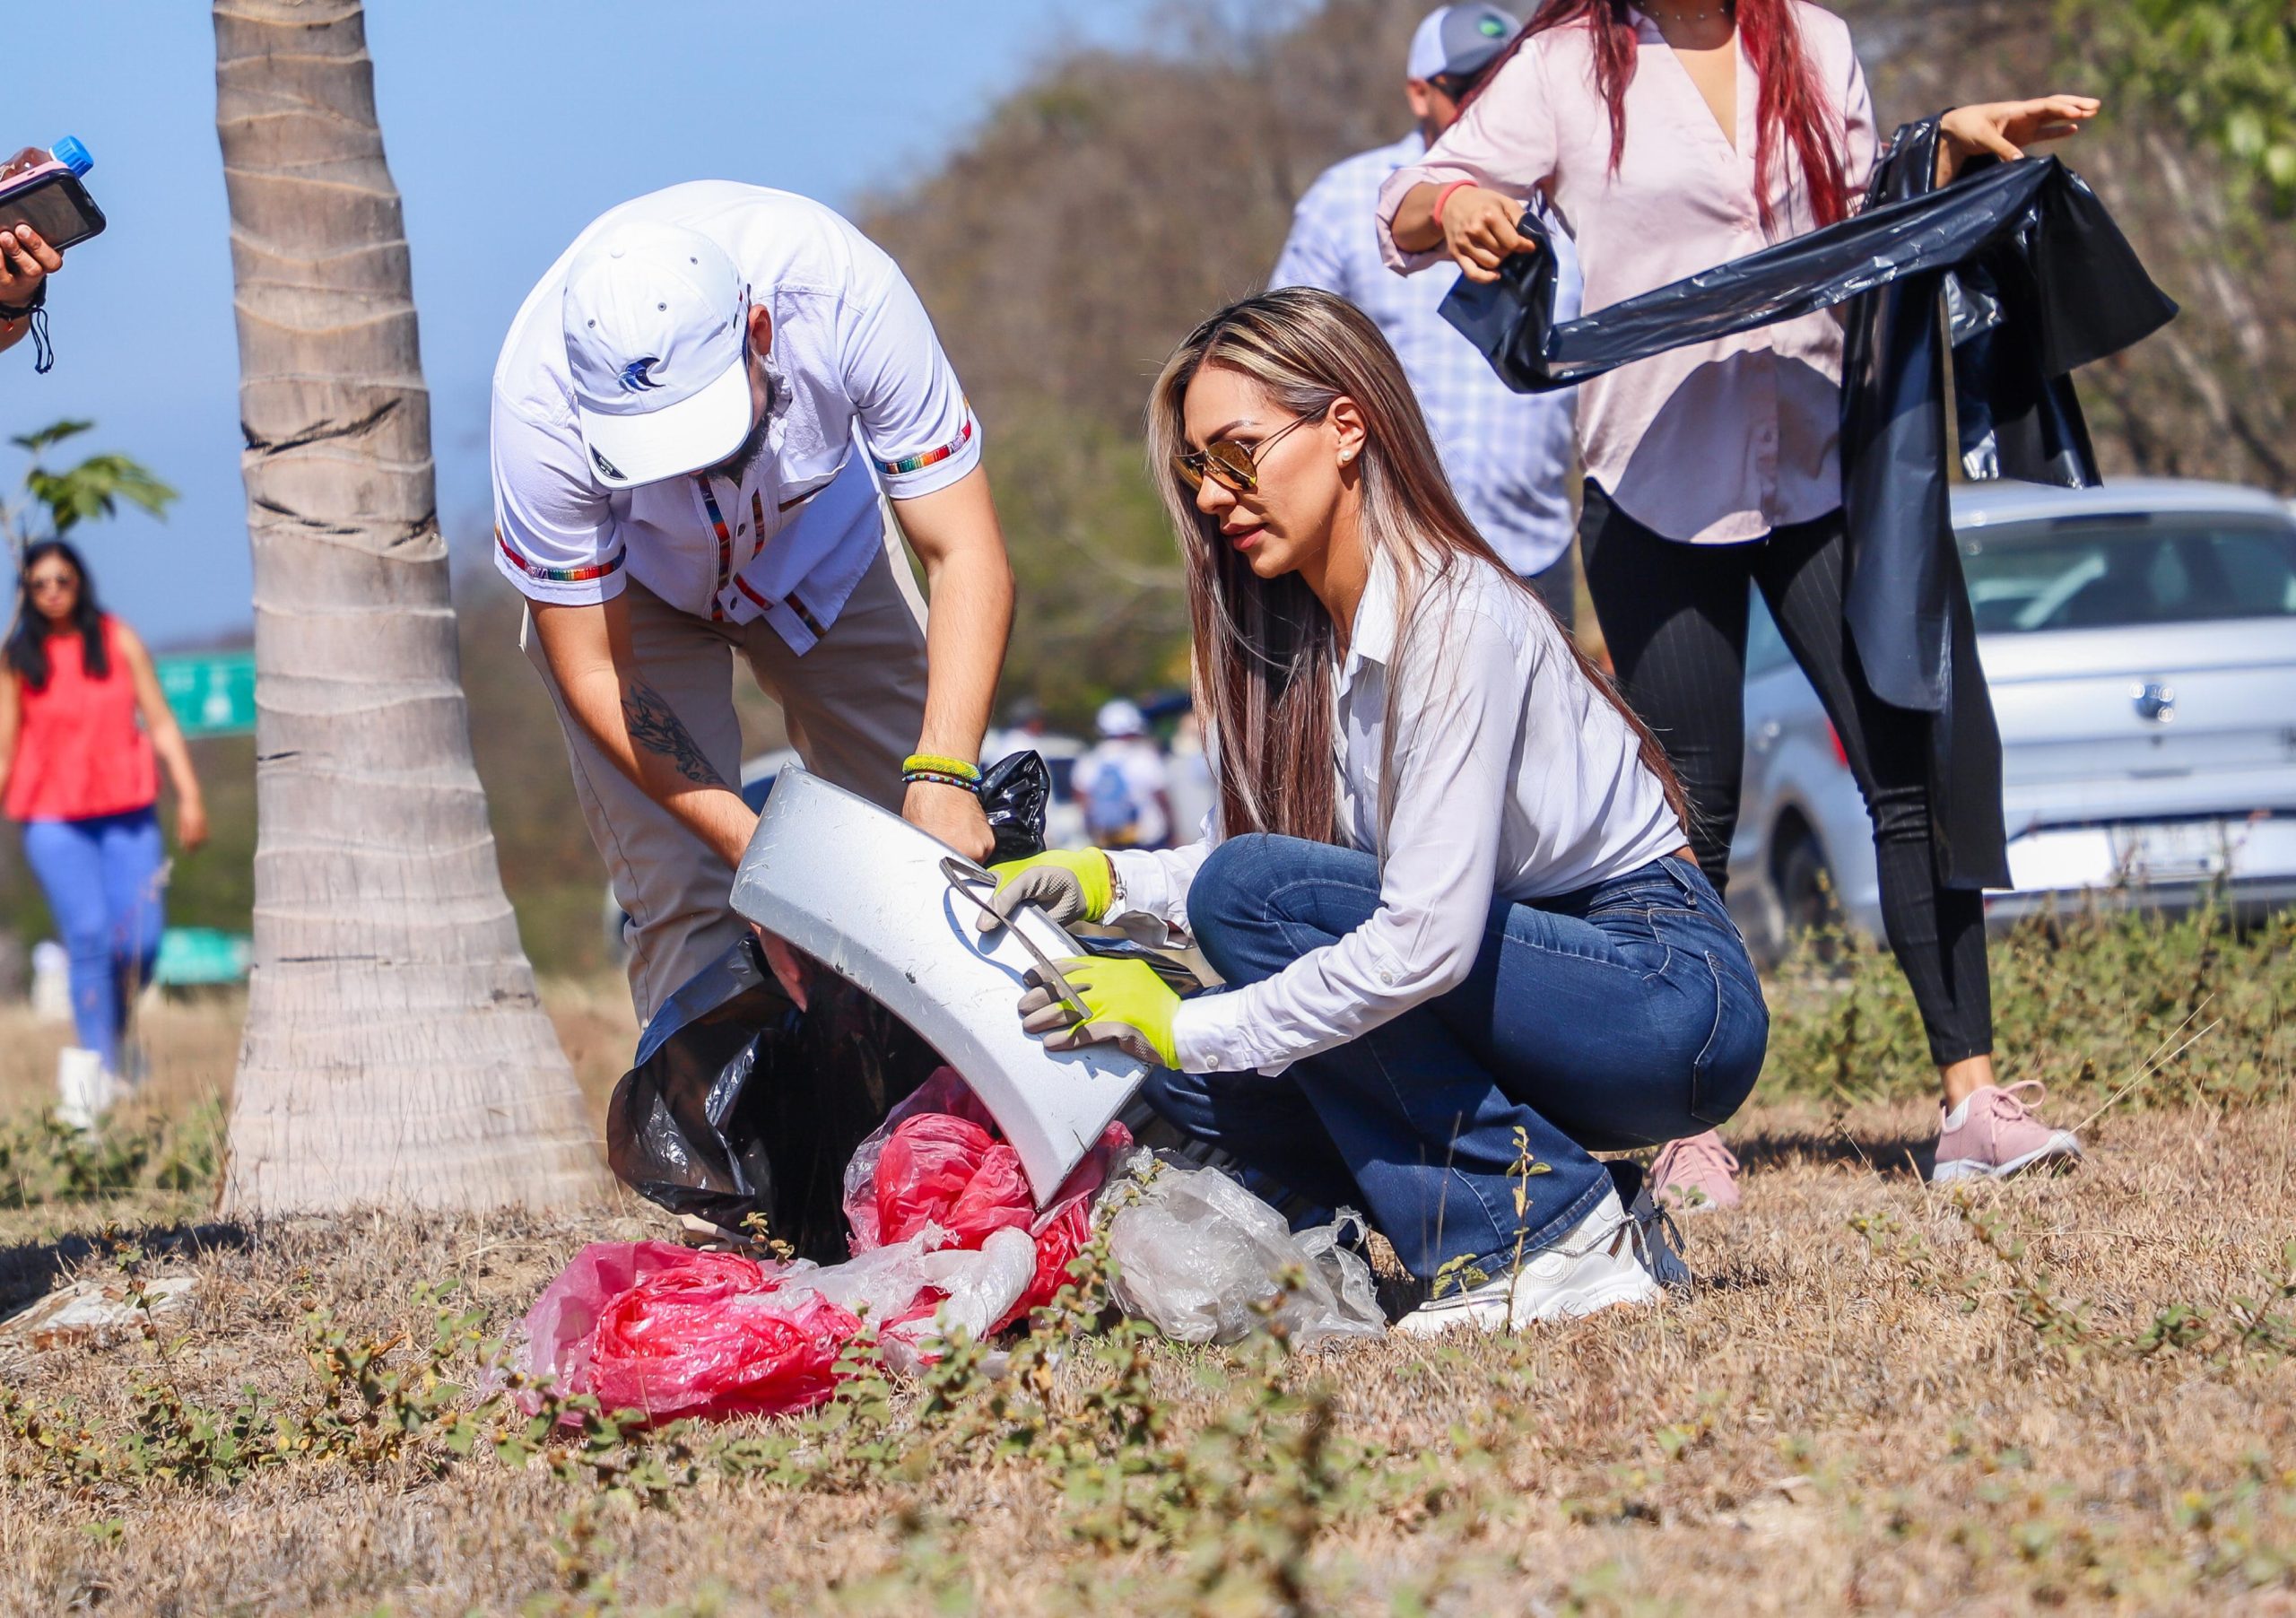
[904,779,994,862]
[1937,96,2100,185]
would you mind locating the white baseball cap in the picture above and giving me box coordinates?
[561,222,753,488]
[1096,699,1148,739]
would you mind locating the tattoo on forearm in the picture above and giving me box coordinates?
[622,681,726,788]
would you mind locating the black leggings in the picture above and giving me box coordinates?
[1579,482,1991,1066]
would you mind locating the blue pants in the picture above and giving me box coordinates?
[1145,835,1770,1281]
[22,808,165,1071]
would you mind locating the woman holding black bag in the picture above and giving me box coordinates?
[1378,0,2095,1204]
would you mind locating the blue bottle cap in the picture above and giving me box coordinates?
[50,136,91,178]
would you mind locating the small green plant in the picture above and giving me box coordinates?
[0,1099,224,1209]
[2,419,178,561]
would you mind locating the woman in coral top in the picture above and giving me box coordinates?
[1378,0,2097,1199]
[0,541,205,1077]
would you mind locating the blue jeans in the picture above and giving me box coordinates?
[22,808,165,1070]
[1145,835,1770,1281]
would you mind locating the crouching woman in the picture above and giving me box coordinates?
[987,288,1766,1332]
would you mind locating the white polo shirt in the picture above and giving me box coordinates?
[490,182,981,653]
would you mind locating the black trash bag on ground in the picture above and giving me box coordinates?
[604,752,1055,1257]
[604,940,945,1260]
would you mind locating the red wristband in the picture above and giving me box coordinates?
[1432,180,1475,225]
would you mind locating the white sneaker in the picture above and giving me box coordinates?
[1392,1187,1660,1336]
[53,1047,121,1135]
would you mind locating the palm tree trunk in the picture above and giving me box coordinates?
[213,0,607,1214]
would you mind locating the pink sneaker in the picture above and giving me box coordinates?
[1649,1130,1742,1214]
[1932,1082,2083,1183]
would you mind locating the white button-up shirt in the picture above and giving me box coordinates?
[1271,132,1581,577]
[491,183,981,653]
[1111,555,1685,1075]
[1375,4,1877,544]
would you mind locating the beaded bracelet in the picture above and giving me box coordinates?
[902,768,982,796]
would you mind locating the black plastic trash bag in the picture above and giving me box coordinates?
[604,941,945,1260]
[603,750,1056,1257]
[980,749,1053,866]
[1439,150,2172,398]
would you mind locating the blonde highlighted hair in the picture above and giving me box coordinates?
[1145,287,1684,843]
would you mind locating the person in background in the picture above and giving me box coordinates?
[1378,0,2097,1205]
[0,542,206,1084]
[1073,699,1173,851]
[979,291,1766,1331]
[1270,3,1583,623]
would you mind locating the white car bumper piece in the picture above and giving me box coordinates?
[729,765,1144,1206]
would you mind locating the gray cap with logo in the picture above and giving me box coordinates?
[1406,4,1522,84]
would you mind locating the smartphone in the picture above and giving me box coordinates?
[0,170,106,253]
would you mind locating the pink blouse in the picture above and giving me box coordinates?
[1377,3,1877,544]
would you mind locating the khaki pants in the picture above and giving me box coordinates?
[523,531,929,1025]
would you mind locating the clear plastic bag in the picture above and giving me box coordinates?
[1100,1153,1387,1348]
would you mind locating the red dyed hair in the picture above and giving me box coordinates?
[1465,0,1851,231]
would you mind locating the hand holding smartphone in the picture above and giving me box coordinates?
[0,137,104,257]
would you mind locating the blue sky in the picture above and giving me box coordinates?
[6,1,1151,648]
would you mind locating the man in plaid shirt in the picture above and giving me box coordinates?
[1271,4,1583,622]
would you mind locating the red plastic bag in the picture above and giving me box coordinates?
[586,1249,861,1421]
[1010,1195,1095,1324]
[843,1068,996,1250]
[522,1240,725,1404]
[871,1112,1035,1250]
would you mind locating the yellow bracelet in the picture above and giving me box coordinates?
[902,752,981,783]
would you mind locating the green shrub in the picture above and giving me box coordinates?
[1763,894,2294,1107]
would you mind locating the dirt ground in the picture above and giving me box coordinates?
[1,991,2292,1615]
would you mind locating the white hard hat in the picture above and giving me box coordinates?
[561,221,752,488]
[1096,699,1147,738]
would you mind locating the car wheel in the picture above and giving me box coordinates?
[1775,828,1843,959]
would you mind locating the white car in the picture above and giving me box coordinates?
[1728,479,2296,961]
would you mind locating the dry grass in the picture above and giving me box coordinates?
[1,981,2293,1614]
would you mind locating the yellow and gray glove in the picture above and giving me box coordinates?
[1018,956,1180,1070]
[975,848,1116,933]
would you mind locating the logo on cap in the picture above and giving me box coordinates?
[591,445,625,480]
[619,356,665,393]
[1480,13,1505,33]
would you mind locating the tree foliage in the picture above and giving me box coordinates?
[3,419,177,556]
[2064,0,2296,217]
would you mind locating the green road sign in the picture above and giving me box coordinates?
[153,926,253,987]
[156,649,257,738]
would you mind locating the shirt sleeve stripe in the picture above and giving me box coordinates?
[874,413,975,478]
[497,525,625,585]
